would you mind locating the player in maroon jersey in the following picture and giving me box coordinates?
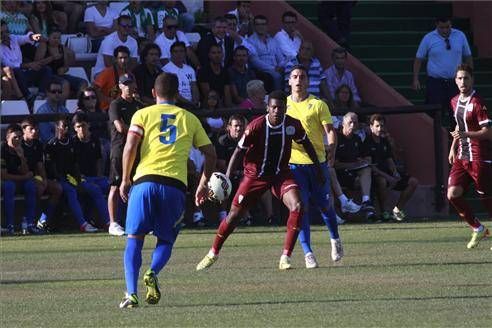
[448,63,492,249]
[196,90,324,270]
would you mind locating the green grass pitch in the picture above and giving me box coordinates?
[1,221,491,327]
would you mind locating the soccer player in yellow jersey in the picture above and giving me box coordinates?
[286,65,343,268]
[118,73,216,308]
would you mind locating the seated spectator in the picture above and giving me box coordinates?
[198,44,232,107]
[332,83,359,129]
[227,1,253,35]
[34,28,88,99]
[21,118,63,231]
[36,79,69,143]
[44,118,100,232]
[248,15,286,91]
[362,114,418,221]
[153,1,195,33]
[284,41,328,98]
[94,45,132,111]
[84,1,118,53]
[154,15,199,67]
[132,43,162,106]
[197,16,234,68]
[29,1,67,37]
[1,124,40,235]
[224,13,256,56]
[93,15,138,78]
[0,1,32,35]
[239,79,266,110]
[162,41,199,108]
[323,47,361,105]
[274,11,302,61]
[228,46,256,104]
[334,112,376,220]
[1,21,52,104]
[51,2,84,34]
[120,1,155,41]
[202,89,226,140]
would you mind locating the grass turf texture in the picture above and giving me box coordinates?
[1,221,491,327]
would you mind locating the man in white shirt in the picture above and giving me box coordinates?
[274,11,302,61]
[93,15,139,77]
[84,1,118,52]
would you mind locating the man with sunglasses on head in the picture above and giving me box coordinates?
[412,16,473,128]
[36,78,69,143]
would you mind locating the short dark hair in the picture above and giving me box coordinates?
[48,78,63,89]
[170,41,186,53]
[282,11,297,21]
[117,15,132,25]
[254,15,268,23]
[72,112,89,125]
[6,124,22,136]
[233,45,249,56]
[332,47,347,58]
[163,15,178,27]
[369,114,386,125]
[228,114,246,126]
[289,64,307,75]
[435,16,451,23]
[224,13,237,22]
[154,72,179,99]
[140,42,161,63]
[77,86,99,110]
[113,45,130,58]
[456,63,474,77]
[209,44,222,54]
[213,16,228,25]
[268,90,287,105]
[56,117,69,127]
[21,117,36,130]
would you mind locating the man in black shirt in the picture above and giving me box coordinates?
[107,74,142,235]
[132,43,161,106]
[362,114,418,221]
[198,44,233,107]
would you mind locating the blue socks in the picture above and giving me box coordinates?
[321,206,339,239]
[150,239,174,275]
[298,212,313,255]
[124,237,144,295]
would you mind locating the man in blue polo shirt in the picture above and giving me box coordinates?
[412,16,473,128]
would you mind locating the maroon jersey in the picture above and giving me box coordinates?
[238,114,306,178]
[451,91,492,161]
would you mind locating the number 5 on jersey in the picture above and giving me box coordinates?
[160,114,177,144]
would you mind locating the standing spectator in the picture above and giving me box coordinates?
[239,79,266,110]
[93,15,138,78]
[197,16,235,68]
[133,43,162,106]
[0,1,32,35]
[323,47,361,106]
[198,44,232,107]
[274,11,302,61]
[248,15,286,91]
[228,46,256,105]
[412,16,473,128]
[1,124,40,235]
[107,74,143,236]
[84,1,118,53]
[51,2,84,34]
[34,28,88,99]
[120,1,155,41]
[318,1,355,48]
[284,41,328,98]
[29,1,67,37]
[36,79,69,143]
[162,41,199,108]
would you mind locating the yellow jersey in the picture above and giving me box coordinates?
[286,94,333,164]
[129,103,211,186]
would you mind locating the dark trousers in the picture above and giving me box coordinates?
[13,66,53,97]
[426,77,459,129]
[318,1,355,46]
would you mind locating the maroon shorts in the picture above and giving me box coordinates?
[448,160,492,196]
[232,171,299,209]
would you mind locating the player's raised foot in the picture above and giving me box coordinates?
[331,238,344,262]
[392,208,406,222]
[119,293,139,308]
[279,255,292,270]
[143,269,161,304]
[341,199,361,213]
[109,222,125,236]
[196,253,218,271]
[467,227,489,249]
[305,252,318,269]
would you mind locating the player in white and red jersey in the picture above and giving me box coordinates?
[448,63,492,249]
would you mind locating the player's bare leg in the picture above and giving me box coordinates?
[279,188,303,270]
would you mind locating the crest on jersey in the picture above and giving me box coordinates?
[238,195,244,204]
[286,126,295,135]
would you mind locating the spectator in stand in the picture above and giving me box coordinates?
[20,118,63,232]
[198,44,232,107]
[284,41,328,99]
[0,1,32,35]
[323,47,361,106]
[224,13,255,56]
[94,45,132,111]
[239,79,266,110]
[107,74,143,236]
[197,16,234,68]
[274,11,302,61]
[202,90,226,141]
[51,2,84,34]
[36,79,69,143]
[93,15,138,78]
[363,114,418,221]
[154,15,199,67]
[1,66,23,100]
[1,21,52,105]
[1,124,41,235]
[84,1,118,53]
[248,15,286,91]
[162,41,199,109]
[120,1,155,41]
[152,1,195,33]
[334,112,376,221]
[44,118,99,233]
[29,1,67,37]
[331,84,359,130]
[318,1,355,48]
[133,43,162,106]
[412,16,473,128]
[228,46,256,105]
[34,28,88,99]
[227,1,253,35]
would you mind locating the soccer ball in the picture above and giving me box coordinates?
[207,172,232,202]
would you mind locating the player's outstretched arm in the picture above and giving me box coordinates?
[195,144,217,206]
[225,146,246,178]
[120,132,141,203]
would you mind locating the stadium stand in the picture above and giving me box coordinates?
[67,67,90,84]
[65,99,79,113]
[0,100,30,116]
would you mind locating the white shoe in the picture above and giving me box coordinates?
[336,214,346,225]
[341,199,361,213]
[331,238,344,262]
[81,222,98,233]
[109,222,125,236]
[278,255,292,270]
[305,252,318,269]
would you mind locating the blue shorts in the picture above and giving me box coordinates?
[289,162,331,208]
[126,182,186,243]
